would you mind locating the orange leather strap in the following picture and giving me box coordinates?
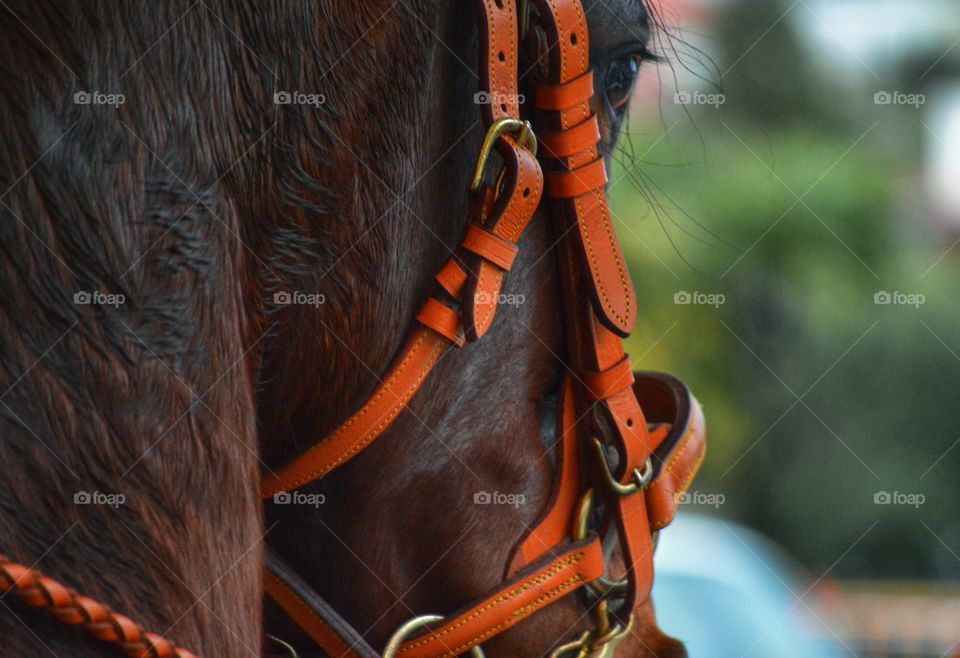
[417,298,465,347]
[531,0,636,337]
[260,326,449,499]
[583,355,635,401]
[462,224,519,271]
[634,373,708,530]
[475,0,522,123]
[461,137,543,342]
[395,536,605,658]
[533,71,594,110]
[532,0,659,612]
[261,0,543,499]
[545,158,609,198]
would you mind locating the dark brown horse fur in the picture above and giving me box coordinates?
[0,1,684,656]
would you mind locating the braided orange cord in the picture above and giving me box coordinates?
[0,556,200,658]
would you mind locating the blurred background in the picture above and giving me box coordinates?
[608,0,960,655]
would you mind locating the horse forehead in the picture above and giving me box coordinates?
[582,0,652,42]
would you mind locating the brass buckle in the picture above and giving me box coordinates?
[592,438,654,496]
[469,118,537,193]
[383,614,485,658]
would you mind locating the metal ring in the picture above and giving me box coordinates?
[572,489,629,599]
[469,118,538,192]
[383,614,485,658]
[266,634,299,658]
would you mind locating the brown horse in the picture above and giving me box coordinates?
[1,1,685,656]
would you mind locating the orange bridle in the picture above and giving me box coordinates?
[0,2,704,657]
[261,1,706,657]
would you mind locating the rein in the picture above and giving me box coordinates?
[0,1,705,656]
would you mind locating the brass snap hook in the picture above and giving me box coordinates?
[592,438,654,496]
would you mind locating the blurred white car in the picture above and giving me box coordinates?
[653,515,844,658]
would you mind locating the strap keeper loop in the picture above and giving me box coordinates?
[534,71,595,110]
[435,258,468,299]
[545,158,608,199]
[416,298,465,347]
[540,116,601,160]
[583,356,635,400]
[463,224,519,271]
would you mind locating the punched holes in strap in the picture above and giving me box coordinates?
[539,116,601,160]
[545,158,608,199]
[416,298,465,347]
[583,355,635,400]
[462,224,519,271]
[534,71,594,111]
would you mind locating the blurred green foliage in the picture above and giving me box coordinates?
[610,0,960,580]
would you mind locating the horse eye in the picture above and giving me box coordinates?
[603,55,641,111]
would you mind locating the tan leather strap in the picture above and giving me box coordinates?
[395,535,605,658]
[0,556,199,658]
